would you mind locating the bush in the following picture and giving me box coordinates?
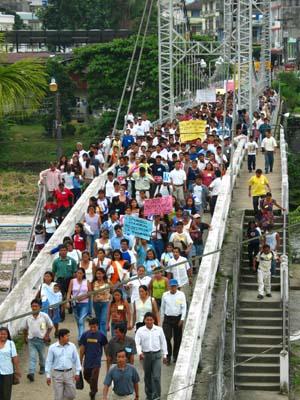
[62,123,76,136]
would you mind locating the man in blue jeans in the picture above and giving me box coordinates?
[79,318,108,400]
[23,299,53,382]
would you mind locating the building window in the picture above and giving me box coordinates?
[191,10,200,17]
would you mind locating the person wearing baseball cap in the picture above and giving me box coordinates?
[160,279,187,364]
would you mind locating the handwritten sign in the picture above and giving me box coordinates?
[144,195,173,216]
[123,215,152,240]
[179,120,207,142]
[196,88,216,103]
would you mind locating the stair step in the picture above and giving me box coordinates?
[236,363,280,373]
[240,282,280,291]
[236,353,280,364]
[238,301,282,309]
[239,308,283,318]
[237,326,284,335]
[240,275,280,283]
[235,372,280,383]
[237,334,282,345]
[237,317,283,326]
[240,267,280,274]
[235,382,280,391]
[236,343,282,354]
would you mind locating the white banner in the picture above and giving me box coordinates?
[195,88,216,103]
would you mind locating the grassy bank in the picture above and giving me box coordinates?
[0,171,38,214]
[0,121,99,166]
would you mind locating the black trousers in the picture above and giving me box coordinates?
[247,155,256,172]
[252,195,265,215]
[162,315,182,361]
[0,374,13,400]
[210,195,218,216]
[83,367,100,395]
[248,242,260,269]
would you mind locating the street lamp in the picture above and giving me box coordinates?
[49,78,62,158]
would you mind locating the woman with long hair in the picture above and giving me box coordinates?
[106,289,131,337]
[132,285,159,330]
[84,205,101,257]
[67,268,91,340]
[201,162,215,187]
[0,327,21,400]
[92,268,111,335]
[94,229,111,257]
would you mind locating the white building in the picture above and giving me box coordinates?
[0,13,15,31]
[16,11,41,30]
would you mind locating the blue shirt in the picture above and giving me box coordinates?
[136,244,154,266]
[0,340,17,375]
[122,135,135,149]
[45,341,81,378]
[110,235,133,250]
[104,364,140,396]
[79,330,108,368]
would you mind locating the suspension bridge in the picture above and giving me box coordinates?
[0,1,290,399]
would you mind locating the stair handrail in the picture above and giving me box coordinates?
[26,184,46,265]
[231,212,245,398]
[279,120,289,393]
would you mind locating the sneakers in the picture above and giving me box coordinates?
[257,294,264,300]
[266,293,272,297]
[27,373,34,382]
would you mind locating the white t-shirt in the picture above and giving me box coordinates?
[261,137,277,151]
[245,141,258,155]
[169,169,186,185]
[209,177,222,196]
[61,172,74,189]
[129,275,152,303]
[167,256,191,287]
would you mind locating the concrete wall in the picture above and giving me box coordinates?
[168,139,246,400]
[0,167,114,335]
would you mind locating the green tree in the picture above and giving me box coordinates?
[69,35,159,125]
[0,59,47,117]
[39,0,148,30]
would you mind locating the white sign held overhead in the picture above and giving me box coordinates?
[196,88,216,103]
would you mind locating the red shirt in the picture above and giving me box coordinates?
[73,234,86,251]
[44,202,58,215]
[54,188,74,208]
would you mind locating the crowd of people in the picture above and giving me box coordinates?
[0,87,283,400]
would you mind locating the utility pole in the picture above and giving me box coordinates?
[49,78,62,159]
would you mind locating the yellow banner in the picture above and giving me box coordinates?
[179,120,207,142]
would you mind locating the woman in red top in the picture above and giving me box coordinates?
[72,223,86,251]
[201,162,215,187]
[54,182,74,223]
[106,289,131,336]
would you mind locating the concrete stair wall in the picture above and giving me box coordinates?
[235,210,284,392]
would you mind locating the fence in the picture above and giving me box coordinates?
[0,166,114,337]
[208,280,229,400]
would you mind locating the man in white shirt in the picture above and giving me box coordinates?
[261,130,277,174]
[161,279,187,364]
[133,118,146,137]
[169,222,193,257]
[135,312,168,400]
[208,169,222,216]
[167,247,192,288]
[245,135,259,172]
[23,299,53,382]
[169,160,187,205]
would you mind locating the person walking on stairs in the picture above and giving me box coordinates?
[248,169,271,214]
[253,244,274,299]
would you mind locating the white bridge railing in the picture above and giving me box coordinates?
[0,167,114,336]
[169,138,247,400]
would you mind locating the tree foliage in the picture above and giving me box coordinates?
[39,0,146,30]
[69,35,159,124]
[0,59,47,117]
[272,72,300,112]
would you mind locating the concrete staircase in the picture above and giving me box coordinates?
[235,211,285,392]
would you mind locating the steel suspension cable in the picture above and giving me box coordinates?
[112,0,149,133]
[123,0,154,131]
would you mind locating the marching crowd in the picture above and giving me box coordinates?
[0,88,283,400]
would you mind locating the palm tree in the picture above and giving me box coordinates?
[0,58,47,117]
